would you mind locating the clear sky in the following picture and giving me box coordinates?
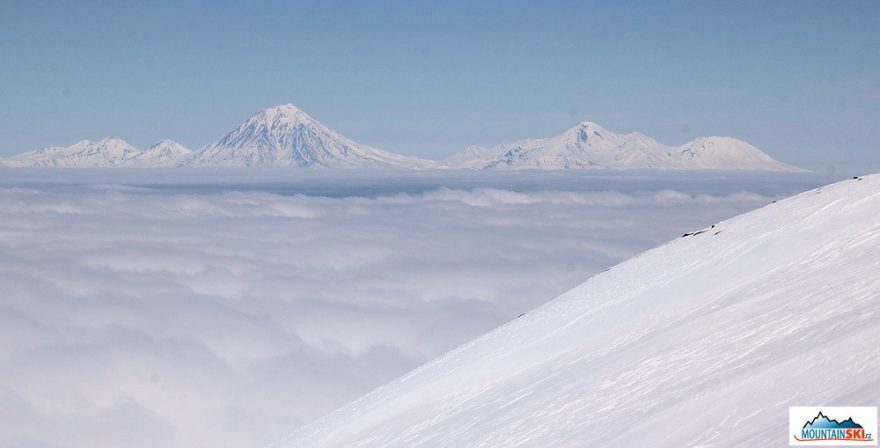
[1,0,877,172]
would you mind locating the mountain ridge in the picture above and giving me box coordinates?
[446,121,801,171]
[2,137,141,168]
[2,104,801,171]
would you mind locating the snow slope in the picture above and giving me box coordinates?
[2,137,141,167]
[447,121,800,171]
[272,174,879,448]
[186,104,435,168]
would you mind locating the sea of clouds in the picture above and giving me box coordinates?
[0,169,826,448]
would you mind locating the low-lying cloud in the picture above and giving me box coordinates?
[0,174,816,448]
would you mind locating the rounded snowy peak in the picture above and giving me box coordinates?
[141,139,193,159]
[124,139,192,167]
[680,136,761,157]
[268,103,303,112]
[151,138,179,146]
[146,139,192,154]
[678,136,802,171]
[90,137,139,153]
[247,103,315,126]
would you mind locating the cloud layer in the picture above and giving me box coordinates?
[0,173,816,448]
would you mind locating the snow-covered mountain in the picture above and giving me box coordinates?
[185,104,435,168]
[125,139,192,167]
[1,106,800,171]
[677,136,790,169]
[446,121,800,171]
[2,137,141,168]
[272,174,879,448]
[0,104,433,169]
[0,137,194,168]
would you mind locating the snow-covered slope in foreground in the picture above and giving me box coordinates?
[273,174,880,448]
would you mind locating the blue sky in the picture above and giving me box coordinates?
[0,0,877,171]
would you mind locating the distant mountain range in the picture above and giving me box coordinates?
[446,121,799,171]
[3,137,143,168]
[1,104,801,171]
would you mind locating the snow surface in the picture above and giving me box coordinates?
[446,121,801,171]
[2,104,799,171]
[273,174,879,448]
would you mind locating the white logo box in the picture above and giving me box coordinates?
[790,406,877,446]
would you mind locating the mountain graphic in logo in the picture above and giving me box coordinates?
[791,406,877,445]
[803,412,864,429]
